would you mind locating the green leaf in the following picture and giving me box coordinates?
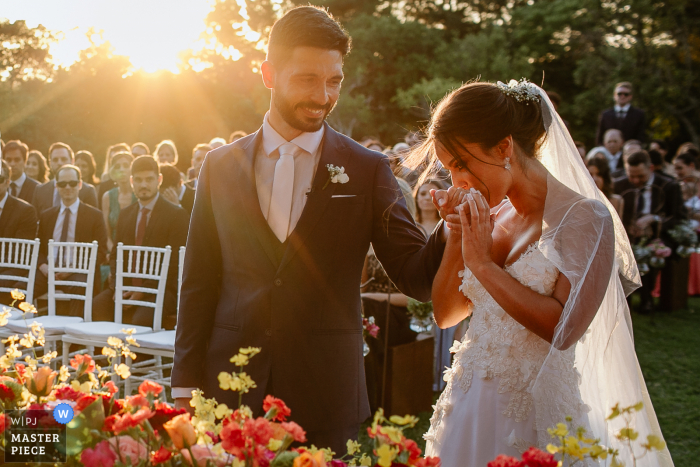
[66,398,106,455]
[270,451,300,467]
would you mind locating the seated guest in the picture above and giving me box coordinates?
[3,140,39,204]
[92,156,189,329]
[587,155,624,219]
[26,150,50,184]
[160,164,195,216]
[32,142,98,215]
[673,152,700,221]
[75,150,100,186]
[98,143,132,200]
[131,142,150,156]
[186,144,211,188]
[587,129,623,172]
[34,165,107,315]
[101,152,136,253]
[229,131,247,143]
[154,140,179,166]
[612,139,644,180]
[614,150,687,313]
[209,137,226,149]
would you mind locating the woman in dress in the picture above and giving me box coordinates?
[26,150,49,183]
[587,155,624,219]
[412,81,671,466]
[75,150,100,186]
[101,151,136,252]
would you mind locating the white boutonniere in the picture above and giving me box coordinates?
[323,164,349,189]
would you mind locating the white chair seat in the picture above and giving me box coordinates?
[133,330,175,351]
[63,321,153,339]
[6,316,84,336]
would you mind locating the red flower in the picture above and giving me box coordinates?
[70,354,96,374]
[15,363,26,384]
[53,385,83,401]
[75,394,99,414]
[206,430,221,444]
[487,455,524,467]
[104,407,155,433]
[243,417,274,446]
[103,394,124,417]
[281,421,307,443]
[0,414,6,434]
[262,395,292,422]
[80,440,116,467]
[414,457,442,467]
[403,439,422,462]
[102,380,119,396]
[126,394,150,408]
[151,445,173,465]
[139,380,164,397]
[220,421,246,455]
[521,447,558,467]
[0,384,15,402]
[150,401,186,434]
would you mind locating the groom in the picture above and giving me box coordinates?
[172,6,447,452]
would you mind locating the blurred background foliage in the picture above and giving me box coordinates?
[1,0,698,171]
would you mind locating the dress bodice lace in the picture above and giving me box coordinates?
[427,242,591,448]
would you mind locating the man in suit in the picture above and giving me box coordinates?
[172,6,447,453]
[185,143,211,189]
[614,150,687,312]
[92,156,189,330]
[595,82,646,146]
[159,163,195,216]
[32,142,98,215]
[3,140,39,204]
[34,165,108,315]
[0,161,39,304]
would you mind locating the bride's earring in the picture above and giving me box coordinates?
[504,157,511,171]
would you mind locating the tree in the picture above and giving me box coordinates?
[0,19,55,85]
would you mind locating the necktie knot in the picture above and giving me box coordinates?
[10,182,17,196]
[278,142,299,159]
[141,207,150,215]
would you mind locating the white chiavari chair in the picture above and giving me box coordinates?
[0,238,40,349]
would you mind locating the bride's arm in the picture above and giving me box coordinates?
[432,232,472,328]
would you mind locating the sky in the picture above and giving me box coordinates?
[2,0,216,73]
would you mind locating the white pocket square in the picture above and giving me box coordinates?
[332,195,356,198]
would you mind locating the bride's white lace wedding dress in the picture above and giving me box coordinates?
[424,241,592,466]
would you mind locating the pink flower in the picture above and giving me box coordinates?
[181,444,233,467]
[108,436,149,464]
[281,421,307,443]
[80,440,117,467]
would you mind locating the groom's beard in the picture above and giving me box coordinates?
[274,90,336,133]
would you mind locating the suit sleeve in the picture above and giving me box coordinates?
[31,186,45,217]
[80,184,98,208]
[37,212,49,265]
[172,155,223,389]
[110,212,126,290]
[166,206,190,287]
[662,181,687,233]
[17,205,38,240]
[93,210,109,266]
[370,157,446,302]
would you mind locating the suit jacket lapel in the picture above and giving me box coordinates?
[278,124,350,272]
[233,129,280,269]
[75,202,88,243]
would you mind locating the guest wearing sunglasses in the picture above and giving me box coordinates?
[595,81,646,146]
[34,165,108,315]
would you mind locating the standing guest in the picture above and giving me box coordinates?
[101,152,136,253]
[160,163,195,216]
[229,131,247,143]
[75,150,100,186]
[32,143,98,215]
[614,150,686,313]
[25,150,50,184]
[34,165,108,315]
[209,137,227,149]
[98,143,132,200]
[3,140,39,204]
[186,143,211,188]
[91,156,189,329]
[154,140,179,165]
[587,155,624,218]
[131,142,150,156]
[595,81,646,145]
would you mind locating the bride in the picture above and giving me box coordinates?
[410,80,673,466]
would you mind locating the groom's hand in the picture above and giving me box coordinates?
[432,187,470,232]
[174,397,195,415]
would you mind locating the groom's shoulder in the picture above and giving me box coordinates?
[204,132,258,165]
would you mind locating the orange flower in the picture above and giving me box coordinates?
[263,395,292,421]
[139,380,163,397]
[102,381,119,396]
[293,451,327,467]
[104,407,155,434]
[70,354,96,375]
[163,413,197,450]
[126,394,150,408]
[26,366,57,398]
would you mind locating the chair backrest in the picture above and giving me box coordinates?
[0,238,40,303]
[46,240,99,318]
[115,243,171,331]
[177,246,186,314]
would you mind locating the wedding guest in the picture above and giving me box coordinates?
[648,149,668,177]
[209,137,226,149]
[229,131,247,143]
[154,140,179,165]
[131,142,150,156]
[186,143,211,188]
[98,143,131,201]
[34,165,108,315]
[363,139,385,153]
[612,139,644,180]
[101,152,136,253]
[574,141,586,160]
[75,150,100,186]
[675,142,699,158]
[673,152,700,296]
[587,155,624,218]
[92,156,189,329]
[32,142,98,215]
[3,140,39,204]
[595,81,646,145]
[590,128,623,172]
[26,150,49,184]
[649,139,675,177]
[160,163,195,216]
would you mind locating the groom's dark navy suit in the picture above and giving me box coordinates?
[173,123,445,444]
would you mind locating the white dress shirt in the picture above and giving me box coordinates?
[0,191,8,217]
[52,200,80,243]
[640,173,655,215]
[256,112,324,239]
[614,103,631,118]
[171,115,324,400]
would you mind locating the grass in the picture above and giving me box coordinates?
[363,300,700,465]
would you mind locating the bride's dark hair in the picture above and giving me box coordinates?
[405,81,547,188]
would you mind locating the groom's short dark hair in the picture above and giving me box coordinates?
[267,6,351,68]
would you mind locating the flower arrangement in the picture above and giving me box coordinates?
[633,238,672,274]
[668,220,698,257]
[406,299,433,333]
[362,316,380,356]
[0,291,439,467]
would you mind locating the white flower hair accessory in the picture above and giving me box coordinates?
[323,164,349,189]
[496,78,541,104]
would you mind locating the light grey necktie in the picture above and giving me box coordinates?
[268,143,297,242]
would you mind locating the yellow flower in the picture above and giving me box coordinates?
[126,336,139,347]
[347,440,361,455]
[632,401,644,412]
[239,347,261,356]
[120,328,137,336]
[610,456,624,467]
[381,426,404,444]
[214,403,232,419]
[546,444,560,454]
[617,428,639,441]
[359,454,372,467]
[642,434,666,451]
[218,372,235,390]
[375,444,396,467]
[58,366,70,382]
[114,363,131,379]
[561,436,588,460]
[268,438,283,451]
[238,372,256,392]
[18,302,37,313]
[11,289,26,301]
[0,309,10,327]
[607,403,621,420]
[102,347,117,358]
[41,351,57,364]
[389,415,419,427]
[238,405,253,419]
[230,354,249,366]
[589,444,608,459]
[107,336,123,348]
[548,423,569,438]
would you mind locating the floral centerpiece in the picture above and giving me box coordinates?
[406,299,433,333]
[668,220,699,257]
[633,238,672,275]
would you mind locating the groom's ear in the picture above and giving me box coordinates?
[261,61,275,89]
